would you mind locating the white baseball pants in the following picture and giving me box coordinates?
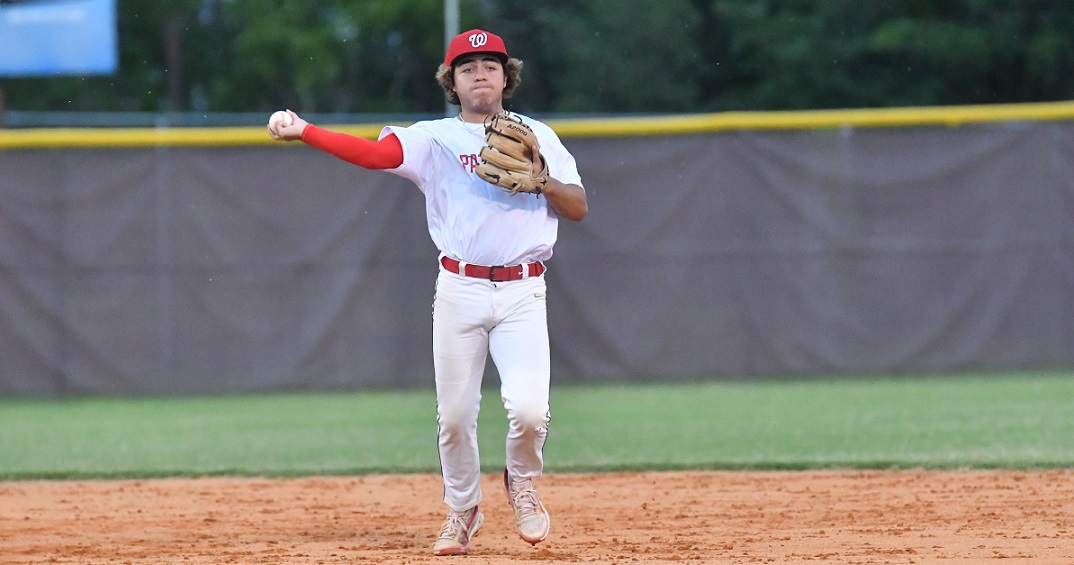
[432,267,551,512]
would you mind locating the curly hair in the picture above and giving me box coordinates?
[435,57,524,106]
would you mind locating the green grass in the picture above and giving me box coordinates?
[1,371,1071,479]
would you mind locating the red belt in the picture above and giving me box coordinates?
[440,256,545,282]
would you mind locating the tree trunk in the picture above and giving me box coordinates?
[162,13,184,112]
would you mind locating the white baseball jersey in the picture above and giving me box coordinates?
[380,114,583,266]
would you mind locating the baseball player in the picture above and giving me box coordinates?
[268,29,587,556]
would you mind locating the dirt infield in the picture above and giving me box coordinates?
[2,470,1072,564]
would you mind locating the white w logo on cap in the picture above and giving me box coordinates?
[468,32,488,48]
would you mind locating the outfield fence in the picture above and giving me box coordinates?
[1,102,1072,396]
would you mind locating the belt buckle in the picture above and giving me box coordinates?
[488,265,521,282]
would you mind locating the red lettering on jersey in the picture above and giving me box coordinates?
[459,153,480,173]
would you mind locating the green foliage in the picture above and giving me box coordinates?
[695,0,1074,110]
[509,0,704,113]
[3,1,1074,115]
[190,0,454,113]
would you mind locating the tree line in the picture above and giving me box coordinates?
[3,0,1073,121]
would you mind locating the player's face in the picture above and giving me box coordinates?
[453,55,506,114]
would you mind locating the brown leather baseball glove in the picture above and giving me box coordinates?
[475,113,550,195]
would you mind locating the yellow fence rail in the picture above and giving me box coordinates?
[3,100,1074,149]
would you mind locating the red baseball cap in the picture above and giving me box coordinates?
[444,29,509,67]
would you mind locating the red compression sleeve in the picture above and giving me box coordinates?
[300,125,403,170]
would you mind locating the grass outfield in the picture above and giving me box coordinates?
[0,371,1071,479]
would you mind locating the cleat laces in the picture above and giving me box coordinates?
[510,481,541,520]
[437,511,470,543]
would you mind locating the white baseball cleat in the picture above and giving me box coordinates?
[432,505,483,556]
[503,468,550,544]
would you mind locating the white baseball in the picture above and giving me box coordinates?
[268,110,294,130]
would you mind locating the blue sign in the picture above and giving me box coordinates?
[0,0,118,77]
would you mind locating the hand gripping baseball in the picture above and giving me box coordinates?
[476,113,549,195]
[267,109,307,141]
